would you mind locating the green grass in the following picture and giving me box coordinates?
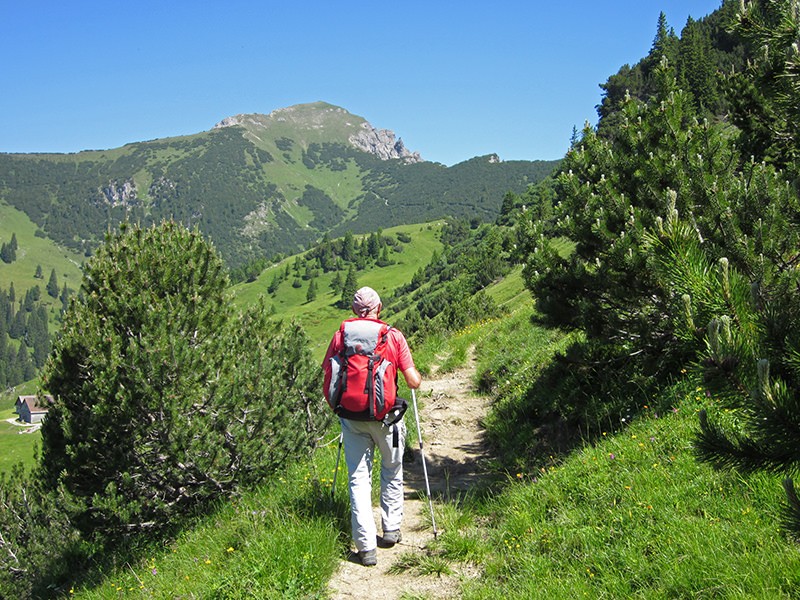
[451,384,800,598]
[61,302,800,599]
[0,412,40,473]
[71,444,346,599]
[0,378,41,473]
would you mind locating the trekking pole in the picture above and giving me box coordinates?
[331,432,343,499]
[411,388,438,539]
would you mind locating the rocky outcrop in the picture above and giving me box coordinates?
[348,122,423,163]
[213,114,265,129]
[100,179,138,207]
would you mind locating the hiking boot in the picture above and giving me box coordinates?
[359,549,377,567]
[382,529,402,545]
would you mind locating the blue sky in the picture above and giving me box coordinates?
[1,1,723,166]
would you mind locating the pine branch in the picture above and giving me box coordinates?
[781,478,800,541]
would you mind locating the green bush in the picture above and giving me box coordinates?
[38,222,328,546]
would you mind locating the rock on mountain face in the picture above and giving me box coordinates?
[348,122,423,163]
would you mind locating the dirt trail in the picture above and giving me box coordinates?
[328,350,493,599]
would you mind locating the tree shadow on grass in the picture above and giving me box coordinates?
[483,339,669,474]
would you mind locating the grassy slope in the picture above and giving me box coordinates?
[455,385,800,598]
[9,221,798,597]
[227,103,370,217]
[69,296,800,599]
[0,402,40,472]
[231,221,445,361]
[0,201,84,319]
[0,202,85,471]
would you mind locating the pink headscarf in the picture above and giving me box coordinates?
[352,286,381,317]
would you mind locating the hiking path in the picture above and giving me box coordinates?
[328,349,494,599]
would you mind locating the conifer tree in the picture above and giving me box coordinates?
[677,17,719,113]
[28,305,50,368]
[341,231,356,262]
[59,283,69,313]
[9,308,25,339]
[340,266,358,310]
[39,221,325,544]
[647,12,678,72]
[16,341,34,382]
[330,270,342,293]
[46,269,59,298]
[306,278,317,303]
[727,0,800,172]
[684,0,800,537]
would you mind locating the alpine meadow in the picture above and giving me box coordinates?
[2,1,800,598]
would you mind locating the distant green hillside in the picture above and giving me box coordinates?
[0,202,83,327]
[0,102,558,271]
[231,221,445,361]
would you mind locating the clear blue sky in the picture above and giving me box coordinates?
[1,1,723,166]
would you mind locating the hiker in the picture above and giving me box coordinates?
[322,286,421,567]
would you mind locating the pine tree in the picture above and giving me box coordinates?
[267,273,281,294]
[59,283,70,313]
[496,191,519,226]
[340,266,358,310]
[0,233,18,263]
[728,0,800,173]
[677,17,719,113]
[648,12,678,69]
[38,221,326,544]
[341,231,356,262]
[46,269,59,298]
[330,270,342,293]
[520,0,800,539]
[0,243,12,264]
[28,306,50,368]
[306,278,317,303]
[9,308,26,339]
[686,0,800,538]
[0,323,6,388]
[16,341,34,383]
[377,245,394,267]
[366,232,380,259]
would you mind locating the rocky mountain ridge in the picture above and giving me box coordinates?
[214,102,423,163]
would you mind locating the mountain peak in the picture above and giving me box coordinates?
[214,102,423,163]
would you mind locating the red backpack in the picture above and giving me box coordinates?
[325,318,400,422]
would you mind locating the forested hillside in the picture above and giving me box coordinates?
[0,102,557,273]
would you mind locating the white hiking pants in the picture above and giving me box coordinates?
[340,417,406,553]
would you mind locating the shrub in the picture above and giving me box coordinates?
[38,222,327,546]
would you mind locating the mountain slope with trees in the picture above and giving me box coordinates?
[0,102,558,273]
